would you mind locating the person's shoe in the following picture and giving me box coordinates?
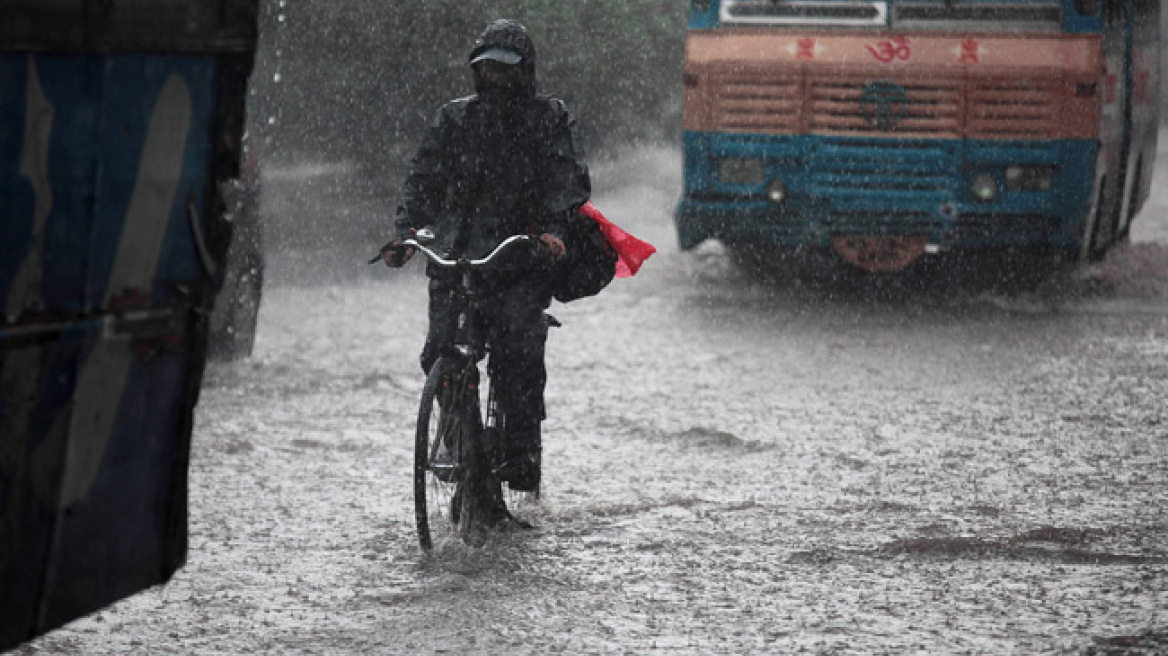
[480,475,510,527]
[494,451,541,492]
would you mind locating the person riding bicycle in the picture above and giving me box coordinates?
[380,19,591,498]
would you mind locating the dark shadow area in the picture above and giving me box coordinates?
[717,240,1168,311]
[877,535,1166,565]
[789,525,1167,566]
[1085,630,1168,656]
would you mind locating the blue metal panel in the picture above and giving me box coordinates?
[2,57,89,313]
[89,56,217,305]
[0,52,220,649]
[0,54,215,312]
[37,341,192,629]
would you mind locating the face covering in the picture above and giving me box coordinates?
[474,61,525,109]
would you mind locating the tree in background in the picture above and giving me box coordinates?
[252,0,685,183]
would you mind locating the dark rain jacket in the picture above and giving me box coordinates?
[393,20,591,288]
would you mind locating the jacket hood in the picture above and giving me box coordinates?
[469,19,537,96]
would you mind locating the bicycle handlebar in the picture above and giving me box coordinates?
[370,234,533,268]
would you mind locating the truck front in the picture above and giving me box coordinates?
[676,0,1105,270]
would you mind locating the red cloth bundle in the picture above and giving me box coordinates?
[578,200,656,278]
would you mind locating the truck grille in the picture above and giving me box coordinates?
[967,77,1060,138]
[708,67,1064,139]
[809,138,958,205]
[713,70,802,132]
[809,75,961,136]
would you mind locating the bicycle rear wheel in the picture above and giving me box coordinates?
[414,357,477,550]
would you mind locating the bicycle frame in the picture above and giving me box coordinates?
[407,234,531,443]
[398,234,533,548]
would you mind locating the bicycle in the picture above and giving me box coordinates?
[373,230,547,549]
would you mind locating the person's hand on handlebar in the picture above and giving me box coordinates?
[538,233,566,260]
[379,241,415,267]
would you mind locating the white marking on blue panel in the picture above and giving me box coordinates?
[5,55,55,322]
[31,73,194,510]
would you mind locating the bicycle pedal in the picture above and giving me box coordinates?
[432,463,459,483]
[431,446,460,482]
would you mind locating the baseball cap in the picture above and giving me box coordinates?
[471,48,522,66]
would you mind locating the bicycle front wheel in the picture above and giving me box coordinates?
[414,357,476,551]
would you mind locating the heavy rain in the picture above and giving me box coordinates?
[14,1,1168,654]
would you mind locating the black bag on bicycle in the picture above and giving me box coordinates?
[552,210,617,303]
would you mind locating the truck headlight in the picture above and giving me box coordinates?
[971,173,998,202]
[766,178,788,204]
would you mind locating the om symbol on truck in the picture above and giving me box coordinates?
[867,37,911,64]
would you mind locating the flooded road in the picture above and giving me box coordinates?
[17,147,1168,655]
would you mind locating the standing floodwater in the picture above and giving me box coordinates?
[17,147,1168,655]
